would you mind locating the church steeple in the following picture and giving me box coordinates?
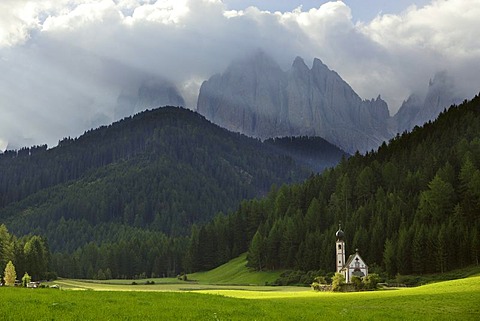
[336,224,346,273]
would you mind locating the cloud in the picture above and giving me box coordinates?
[0,0,479,149]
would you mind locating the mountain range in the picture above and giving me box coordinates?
[197,51,462,154]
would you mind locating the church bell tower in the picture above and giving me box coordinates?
[336,224,346,273]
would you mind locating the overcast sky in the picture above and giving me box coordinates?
[1,0,479,151]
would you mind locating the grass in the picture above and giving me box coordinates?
[16,256,478,320]
[189,253,284,285]
[1,276,479,320]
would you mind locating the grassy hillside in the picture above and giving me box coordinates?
[1,275,479,320]
[189,253,284,285]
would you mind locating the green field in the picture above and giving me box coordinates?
[2,256,479,320]
[1,275,479,320]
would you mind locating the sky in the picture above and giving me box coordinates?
[0,0,479,151]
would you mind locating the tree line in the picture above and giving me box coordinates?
[0,224,52,282]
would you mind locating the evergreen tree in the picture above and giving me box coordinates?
[23,236,49,280]
[383,238,396,277]
[417,175,455,224]
[247,230,265,271]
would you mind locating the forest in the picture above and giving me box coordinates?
[0,106,346,279]
[0,224,51,281]
[47,95,480,279]
[2,96,480,279]
[202,95,480,277]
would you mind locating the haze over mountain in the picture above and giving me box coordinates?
[197,52,462,154]
[393,72,463,133]
[115,78,185,120]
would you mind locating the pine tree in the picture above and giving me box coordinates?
[247,230,265,271]
[383,238,396,277]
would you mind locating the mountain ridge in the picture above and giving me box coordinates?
[0,106,346,252]
[197,52,460,154]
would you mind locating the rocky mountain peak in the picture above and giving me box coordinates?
[292,56,309,72]
[197,53,391,153]
[393,71,461,132]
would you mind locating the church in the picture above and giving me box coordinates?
[335,225,368,283]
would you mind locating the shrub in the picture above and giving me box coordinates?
[273,270,325,286]
[22,272,31,287]
[314,276,327,285]
[363,273,381,290]
[351,275,363,291]
[332,272,345,292]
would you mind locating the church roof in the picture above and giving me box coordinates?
[340,250,368,271]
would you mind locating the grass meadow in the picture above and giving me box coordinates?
[189,253,284,285]
[1,275,479,320]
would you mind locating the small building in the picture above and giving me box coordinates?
[27,281,41,288]
[335,225,368,283]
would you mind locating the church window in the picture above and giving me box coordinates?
[338,244,342,250]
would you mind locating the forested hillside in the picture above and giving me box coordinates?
[48,96,480,280]
[4,94,479,280]
[187,95,480,276]
[0,106,347,278]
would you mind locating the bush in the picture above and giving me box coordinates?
[313,276,327,285]
[22,272,31,287]
[332,272,345,292]
[351,275,363,291]
[273,270,325,286]
[177,273,188,281]
[363,273,380,290]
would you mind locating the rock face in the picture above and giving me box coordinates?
[197,52,391,154]
[116,78,185,119]
[393,72,461,133]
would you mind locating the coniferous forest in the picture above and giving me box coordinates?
[1,96,480,280]
[219,95,480,276]
[0,106,345,279]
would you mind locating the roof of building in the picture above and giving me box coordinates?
[340,249,368,271]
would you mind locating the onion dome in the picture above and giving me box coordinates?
[336,224,345,241]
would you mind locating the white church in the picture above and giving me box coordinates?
[335,225,368,283]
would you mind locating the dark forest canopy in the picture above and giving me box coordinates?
[0,107,345,270]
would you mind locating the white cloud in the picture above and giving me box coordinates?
[0,0,479,148]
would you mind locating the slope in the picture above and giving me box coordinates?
[189,253,283,285]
